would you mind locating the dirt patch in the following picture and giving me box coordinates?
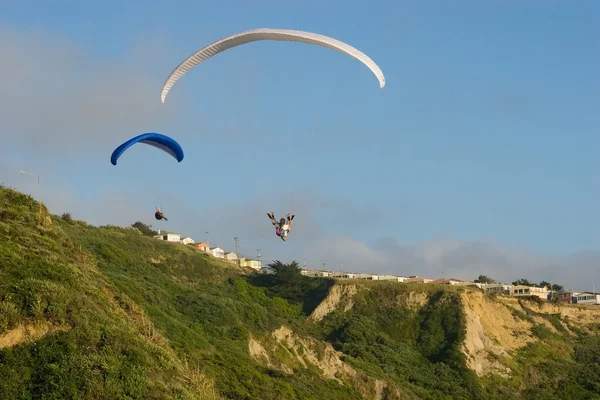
[0,322,69,349]
[400,291,429,311]
[310,284,358,322]
[149,255,166,264]
[248,335,288,373]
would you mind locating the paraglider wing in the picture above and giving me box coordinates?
[160,28,385,103]
[110,133,184,165]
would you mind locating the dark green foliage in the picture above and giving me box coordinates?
[507,305,534,322]
[573,335,600,394]
[247,260,335,315]
[312,285,486,400]
[474,275,495,284]
[61,212,73,223]
[131,221,157,237]
[512,279,533,286]
[531,325,556,340]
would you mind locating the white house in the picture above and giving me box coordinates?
[405,276,434,284]
[574,292,600,305]
[432,278,475,286]
[476,283,508,295]
[302,269,330,277]
[180,237,195,245]
[240,258,261,270]
[379,275,407,283]
[355,273,380,280]
[510,285,548,300]
[154,229,180,242]
[332,272,358,279]
[224,252,238,262]
[261,265,276,274]
[209,247,225,258]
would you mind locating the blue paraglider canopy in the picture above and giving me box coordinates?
[110,133,184,165]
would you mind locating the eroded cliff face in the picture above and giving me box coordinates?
[249,282,600,398]
[460,291,600,377]
[309,283,358,322]
[248,325,410,400]
[460,291,531,377]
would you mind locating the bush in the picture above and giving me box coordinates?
[60,212,73,223]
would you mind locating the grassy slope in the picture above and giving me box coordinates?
[1,186,599,399]
[0,187,359,400]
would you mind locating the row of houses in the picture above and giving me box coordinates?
[149,231,598,305]
[301,269,600,306]
[475,283,600,305]
[152,230,269,272]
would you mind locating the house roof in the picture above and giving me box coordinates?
[512,285,533,290]
[209,247,223,251]
[156,230,179,235]
[196,242,209,246]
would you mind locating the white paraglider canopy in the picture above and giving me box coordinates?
[160,28,386,103]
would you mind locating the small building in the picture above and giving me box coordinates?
[209,247,225,259]
[477,283,508,295]
[195,242,210,252]
[180,237,195,245]
[153,229,180,242]
[573,292,600,305]
[355,273,380,280]
[261,265,276,274]
[553,289,575,304]
[405,277,434,284]
[378,275,407,283]
[224,252,238,262]
[240,258,262,270]
[511,285,548,299]
[302,269,331,277]
[432,278,464,285]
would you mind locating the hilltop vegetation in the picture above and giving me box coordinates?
[1,185,599,399]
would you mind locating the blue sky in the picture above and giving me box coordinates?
[1,0,599,288]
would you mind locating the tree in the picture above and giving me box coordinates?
[537,281,563,291]
[131,221,157,237]
[247,260,334,313]
[474,275,495,284]
[61,212,73,223]
[512,278,533,286]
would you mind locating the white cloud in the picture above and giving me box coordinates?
[0,28,184,160]
[306,235,600,292]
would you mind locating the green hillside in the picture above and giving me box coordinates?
[1,185,599,400]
